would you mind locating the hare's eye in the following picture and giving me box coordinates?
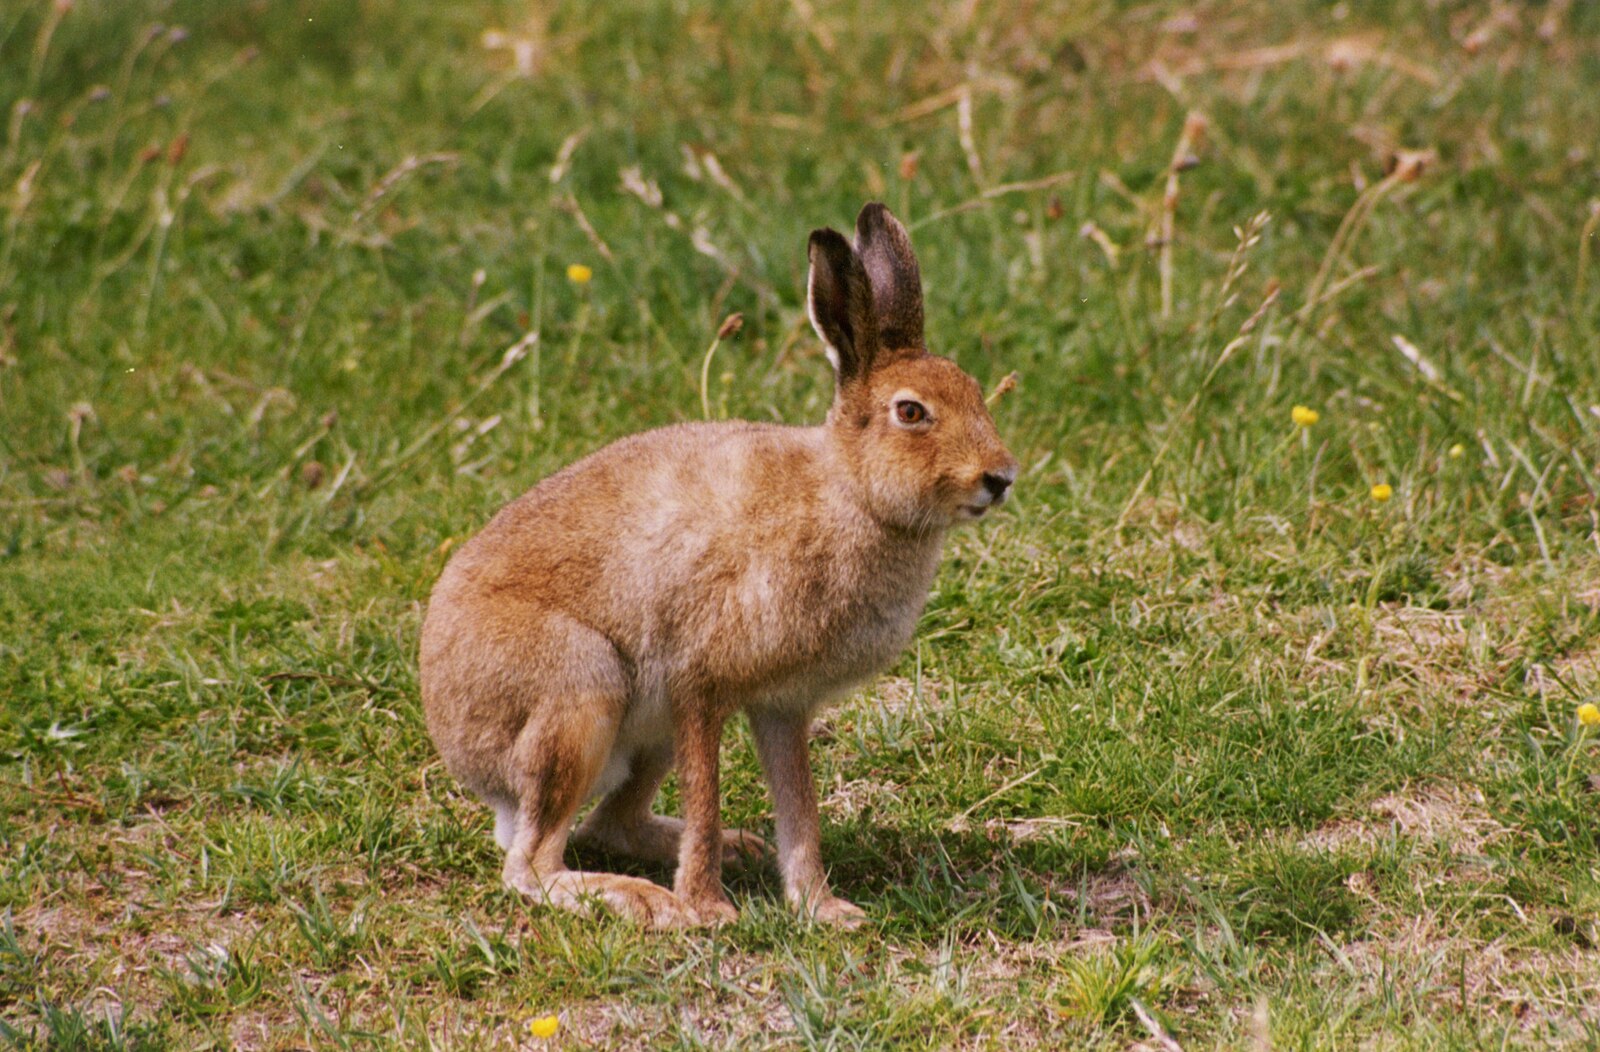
[893,400,928,426]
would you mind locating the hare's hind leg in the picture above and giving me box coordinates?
[572,746,770,868]
[499,622,692,929]
[503,720,692,929]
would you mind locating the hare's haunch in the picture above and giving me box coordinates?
[420,203,1017,928]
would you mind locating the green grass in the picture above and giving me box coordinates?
[3,0,1600,1047]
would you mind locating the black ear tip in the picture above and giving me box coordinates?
[808,227,855,265]
[855,202,892,236]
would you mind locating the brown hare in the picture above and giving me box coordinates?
[420,203,1017,928]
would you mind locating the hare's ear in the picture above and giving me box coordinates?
[807,227,878,386]
[853,202,923,351]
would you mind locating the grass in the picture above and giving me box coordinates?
[2,0,1599,1047]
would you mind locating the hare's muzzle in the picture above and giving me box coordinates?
[982,470,1015,502]
[959,461,1017,519]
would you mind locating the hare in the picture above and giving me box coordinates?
[420,203,1017,928]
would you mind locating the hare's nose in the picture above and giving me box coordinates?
[982,471,1014,500]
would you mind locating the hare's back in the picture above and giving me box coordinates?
[497,419,820,536]
[438,420,826,610]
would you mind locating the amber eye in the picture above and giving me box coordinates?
[893,400,928,426]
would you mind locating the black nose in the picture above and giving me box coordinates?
[982,472,1013,500]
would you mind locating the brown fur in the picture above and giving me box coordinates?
[419,203,1017,927]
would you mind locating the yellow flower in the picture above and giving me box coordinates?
[1579,703,1600,728]
[1370,483,1393,503]
[566,263,593,285]
[1448,443,1465,459]
[528,1015,560,1039]
[1291,405,1319,428]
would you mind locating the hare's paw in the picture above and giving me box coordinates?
[590,878,696,929]
[572,815,769,870]
[506,868,694,929]
[685,895,739,928]
[620,882,698,930]
[720,827,770,868]
[806,895,868,928]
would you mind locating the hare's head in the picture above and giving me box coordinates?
[808,203,1018,532]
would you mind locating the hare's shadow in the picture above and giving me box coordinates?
[568,816,1128,934]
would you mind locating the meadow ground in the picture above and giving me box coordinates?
[3,1,1600,1048]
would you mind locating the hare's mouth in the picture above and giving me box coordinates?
[960,503,990,519]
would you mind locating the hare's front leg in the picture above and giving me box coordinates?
[671,707,740,926]
[749,709,867,927]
